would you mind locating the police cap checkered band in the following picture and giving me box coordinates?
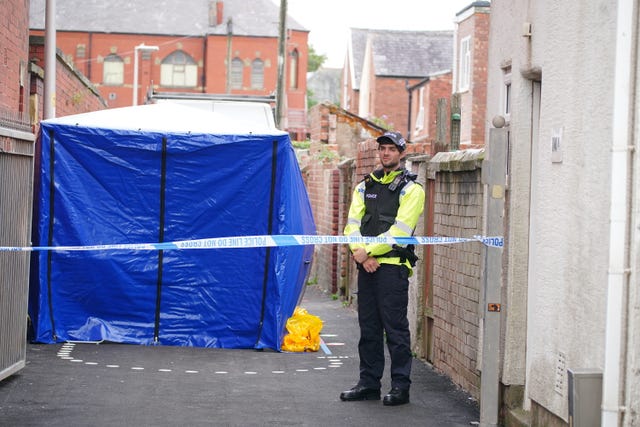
[376,131,406,152]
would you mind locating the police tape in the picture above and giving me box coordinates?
[0,234,504,252]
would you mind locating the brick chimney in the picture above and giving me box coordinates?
[209,1,224,26]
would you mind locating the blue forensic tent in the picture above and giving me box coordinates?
[29,103,316,350]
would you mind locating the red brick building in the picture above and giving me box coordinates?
[406,71,453,154]
[341,29,453,145]
[28,0,309,139]
[29,38,107,122]
[453,1,491,148]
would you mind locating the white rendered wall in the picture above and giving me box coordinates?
[487,0,617,420]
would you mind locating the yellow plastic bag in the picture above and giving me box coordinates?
[281,307,323,352]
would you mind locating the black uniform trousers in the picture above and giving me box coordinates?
[356,262,412,391]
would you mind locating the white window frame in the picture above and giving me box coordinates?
[230,57,243,89]
[103,54,124,86]
[160,50,198,88]
[251,59,264,90]
[414,87,425,135]
[459,36,471,92]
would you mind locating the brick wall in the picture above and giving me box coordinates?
[429,151,484,398]
[470,11,489,149]
[306,104,373,294]
[373,77,414,134]
[0,0,30,125]
[305,146,341,293]
[29,39,107,124]
[409,73,453,150]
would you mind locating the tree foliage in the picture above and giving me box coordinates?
[307,45,326,73]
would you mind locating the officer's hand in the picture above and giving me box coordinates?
[361,257,380,273]
[352,247,369,264]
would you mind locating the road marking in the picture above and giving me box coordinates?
[54,333,347,377]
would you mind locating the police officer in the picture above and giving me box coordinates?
[340,131,425,406]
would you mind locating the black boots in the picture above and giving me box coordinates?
[339,385,381,401]
[382,387,410,406]
[340,385,410,405]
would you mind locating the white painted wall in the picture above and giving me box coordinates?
[487,0,619,421]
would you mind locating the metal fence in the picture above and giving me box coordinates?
[0,126,35,382]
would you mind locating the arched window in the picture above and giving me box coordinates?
[289,49,299,89]
[250,58,264,89]
[103,53,124,85]
[160,50,198,88]
[230,57,243,89]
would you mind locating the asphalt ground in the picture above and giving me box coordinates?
[0,285,479,427]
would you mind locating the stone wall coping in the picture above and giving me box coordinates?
[428,148,485,177]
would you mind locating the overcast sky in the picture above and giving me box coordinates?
[276,0,476,68]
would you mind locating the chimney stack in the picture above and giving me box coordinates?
[209,1,224,26]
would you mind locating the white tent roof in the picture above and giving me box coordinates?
[43,103,284,135]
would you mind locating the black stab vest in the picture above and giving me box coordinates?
[360,169,413,237]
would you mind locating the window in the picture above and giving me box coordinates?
[76,44,86,59]
[251,58,264,89]
[160,50,198,88]
[414,87,425,134]
[103,53,124,86]
[289,49,299,89]
[503,67,512,121]
[459,36,471,92]
[230,57,243,89]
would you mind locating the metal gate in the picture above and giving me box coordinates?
[0,126,35,381]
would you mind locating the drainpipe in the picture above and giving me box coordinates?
[602,0,635,425]
[44,0,56,119]
[87,32,93,80]
[225,18,233,94]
